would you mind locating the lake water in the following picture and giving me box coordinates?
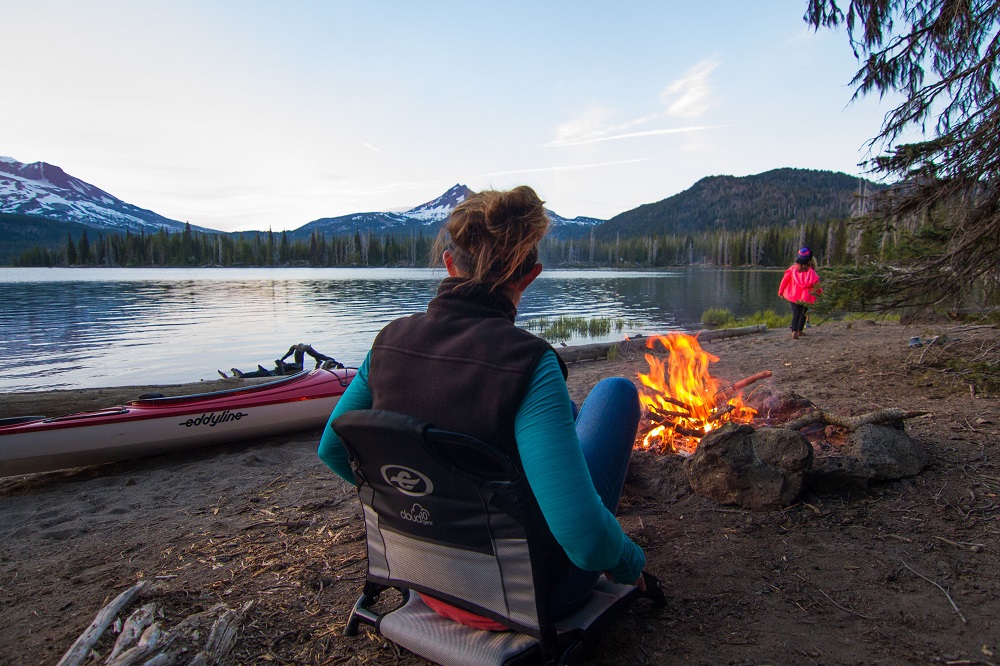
[0,267,782,392]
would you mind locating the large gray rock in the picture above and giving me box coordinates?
[685,424,813,510]
[845,423,927,479]
[809,423,927,490]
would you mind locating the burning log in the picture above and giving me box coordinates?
[782,408,928,431]
[669,424,706,439]
[707,404,735,423]
[648,406,691,421]
[638,332,768,454]
[660,396,693,411]
[715,370,773,401]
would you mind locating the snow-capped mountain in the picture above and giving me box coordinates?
[294,184,605,240]
[1,156,606,241]
[0,156,195,233]
[404,183,473,222]
[545,208,607,238]
[294,184,474,238]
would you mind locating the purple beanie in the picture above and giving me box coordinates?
[795,247,812,264]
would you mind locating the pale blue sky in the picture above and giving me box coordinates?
[2,1,905,232]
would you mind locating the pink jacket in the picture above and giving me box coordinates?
[779,265,822,304]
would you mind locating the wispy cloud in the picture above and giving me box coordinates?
[547,59,721,148]
[363,142,384,153]
[661,60,718,118]
[480,158,650,177]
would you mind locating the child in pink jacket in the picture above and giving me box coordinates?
[778,247,822,339]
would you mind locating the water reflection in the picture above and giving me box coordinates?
[0,267,781,392]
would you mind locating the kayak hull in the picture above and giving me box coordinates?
[0,368,355,477]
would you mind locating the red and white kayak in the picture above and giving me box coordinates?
[0,367,355,477]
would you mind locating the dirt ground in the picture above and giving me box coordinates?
[1,319,998,665]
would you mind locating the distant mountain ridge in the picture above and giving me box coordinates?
[1,157,883,254]
[599,168,884,238]
[0,156,199,234]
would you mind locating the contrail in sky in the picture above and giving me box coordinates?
[481,158,649,177]
[546,125,724,148]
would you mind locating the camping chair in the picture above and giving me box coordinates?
[332,409,665,666]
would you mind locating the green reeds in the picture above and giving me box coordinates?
[700,307,734,327]
[523,315,628,341]
[700,308,792,330]
[843,312,902,322]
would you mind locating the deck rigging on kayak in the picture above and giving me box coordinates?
[218,343,344,379]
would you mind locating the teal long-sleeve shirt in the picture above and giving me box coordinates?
[317,350,645,584]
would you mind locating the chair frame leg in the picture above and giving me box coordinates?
[344,584,410,636]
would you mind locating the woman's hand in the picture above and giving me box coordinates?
[604,571,647,591]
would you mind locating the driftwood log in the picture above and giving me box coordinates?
[57,580,251,666]
[555,324,768,363]
[107,603,157,662]
[56,581,150,666]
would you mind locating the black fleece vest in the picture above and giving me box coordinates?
[367,278,567,465]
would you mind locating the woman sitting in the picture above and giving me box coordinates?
[317,185,646,627]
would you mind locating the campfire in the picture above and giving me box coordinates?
[636,332,770,456]
[630,331,929,511]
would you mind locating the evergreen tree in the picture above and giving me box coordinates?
[78,229,90,265]
[66,232,77,265]
[807,0,1000,312]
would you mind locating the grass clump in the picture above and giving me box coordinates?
[945,359,1000,396]
[700,307,734,327]
[523,316,627,342]
[700,308,791,330]
[843,312,902,322]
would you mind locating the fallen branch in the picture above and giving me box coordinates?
[818,588,874,620]
[56,580,150,666]
[901,560,967,624]
[696,324,769,342]
[782,408,928,432]
[555,325,769,363]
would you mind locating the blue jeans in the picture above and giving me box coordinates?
[550,377,641,616]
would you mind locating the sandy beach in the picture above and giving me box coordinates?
[1,319,998,665]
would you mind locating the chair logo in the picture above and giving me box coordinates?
[381,465,434,497]
[400,503,433,525]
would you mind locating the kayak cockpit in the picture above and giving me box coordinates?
[0,416,47,427]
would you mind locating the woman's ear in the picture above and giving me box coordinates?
[443,250,460,277]
[513,263,543,292]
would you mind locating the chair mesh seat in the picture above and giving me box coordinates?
[333,409,664,665]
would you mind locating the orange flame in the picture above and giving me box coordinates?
[636,332,756,455]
